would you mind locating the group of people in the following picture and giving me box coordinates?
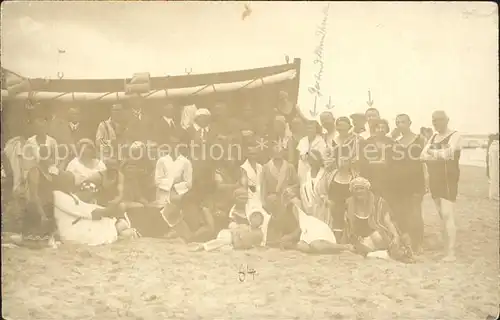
[2,91,479,263]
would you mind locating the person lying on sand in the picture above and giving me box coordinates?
[344,177,414,263]
[190,211,265,252]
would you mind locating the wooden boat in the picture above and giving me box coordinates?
[1,58,301,105]
[1,58,303,145]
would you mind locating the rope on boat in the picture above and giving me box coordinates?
[1,69,297,102]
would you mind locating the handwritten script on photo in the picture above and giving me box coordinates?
[238,264,257,282]
[308,3,330,100]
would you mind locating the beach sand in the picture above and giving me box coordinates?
[2,165,499,319]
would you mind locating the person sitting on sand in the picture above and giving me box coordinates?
[119,141,154,210]
[65,139,107,188]
[202,157,243,235]
[227,188,252,226]
[98,159,123,206]
[292,200,354,254]
[343,177,413,262]
[53,171,137,245]
[161,137,218,243]
[154,135,186,207]
[265,193,301,249]
[190,211,265,252]
[19,144,60,248]
[261,143,300,214]
[151,136,194,238]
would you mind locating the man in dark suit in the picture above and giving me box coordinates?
[185,108,215,144]
[49,105,91,167]
[154,102,179,145]
[67,106,91,143]
[48,104,72,146]
[124,93,150,143]
[183,108,217,233]
[211,102,231,139]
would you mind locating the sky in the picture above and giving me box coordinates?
[1,1,498,134]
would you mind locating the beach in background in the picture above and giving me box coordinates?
[460,148,487,168]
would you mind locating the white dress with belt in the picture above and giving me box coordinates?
[53,191,118,246]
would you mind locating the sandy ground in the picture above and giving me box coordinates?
[2,165,499,320]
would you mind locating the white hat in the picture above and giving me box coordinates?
[195,108,211,117]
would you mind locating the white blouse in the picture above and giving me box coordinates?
[66,157,106,186]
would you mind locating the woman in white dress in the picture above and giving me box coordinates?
[66,139,106,187]
[229,146,271,245]
[53,171,136,246]
[299,149,335,228]
[295,149,353,254]
[296,120,327,181]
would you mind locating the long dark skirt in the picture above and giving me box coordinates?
[124,206,171,238]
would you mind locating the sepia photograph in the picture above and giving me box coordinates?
[1,1,499,319]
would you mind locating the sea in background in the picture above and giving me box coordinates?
[460,147,487,168]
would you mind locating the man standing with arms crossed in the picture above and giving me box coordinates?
[421,110,462,262]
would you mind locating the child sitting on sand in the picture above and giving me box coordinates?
[190,211,264,252]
